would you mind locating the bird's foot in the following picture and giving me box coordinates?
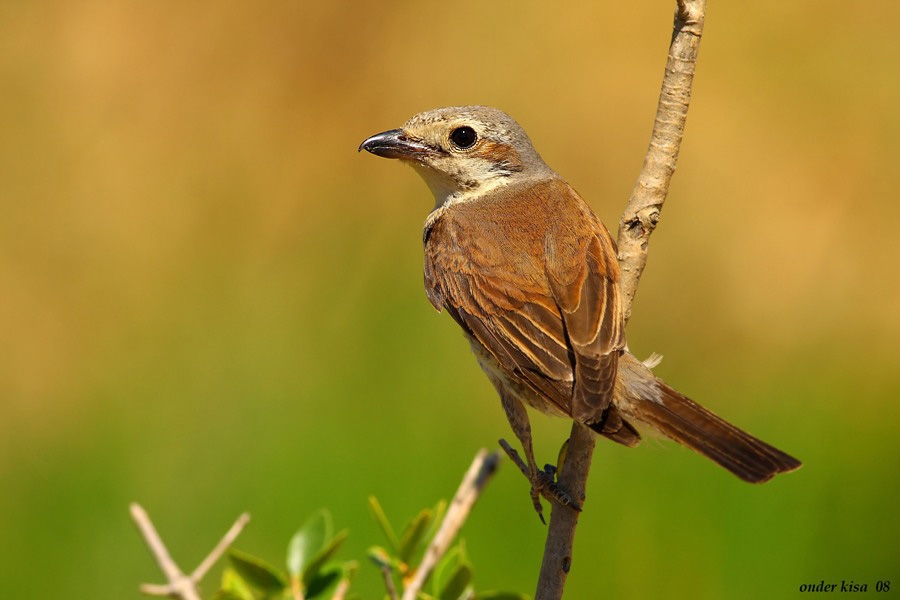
[499,439,581,524]
[529,464,582,524]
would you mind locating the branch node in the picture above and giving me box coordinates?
[131,503,249,600]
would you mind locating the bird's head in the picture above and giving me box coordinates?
[359,106,556,208]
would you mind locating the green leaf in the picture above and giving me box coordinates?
[229,549,288,592]
[455,539,468,565]
[425,499,448,542]
[287,509,332,577]
[210,591,253,600]
[367,546,393,569]
[343,559,359,580]
[398,509,432,564]
[438,563,473,600]
[432,544,463,596]
[302,529,348,587]
[304,565,343,599]
[368,496,400,552]
[556,438,569,474]
[474,592,530,600]
[217,567,256,600]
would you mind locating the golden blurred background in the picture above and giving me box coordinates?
[1,1,898,597]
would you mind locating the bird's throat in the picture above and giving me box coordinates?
[411,162,512,212]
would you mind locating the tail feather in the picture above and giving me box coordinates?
[635,382,802,483]
[614,352,802,483]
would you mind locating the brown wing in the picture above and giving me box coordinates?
[546,219,625,425]
[423,179,626,428]
[425,245,575,415]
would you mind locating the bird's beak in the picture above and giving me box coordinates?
[358,129,434,161]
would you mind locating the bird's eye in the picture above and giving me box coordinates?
[449,126,478,149]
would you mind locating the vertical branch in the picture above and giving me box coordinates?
[535,424,595,599]
[535,1,707,599]
[617,0,707,322]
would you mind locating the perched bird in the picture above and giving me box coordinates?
[359,106,800,516]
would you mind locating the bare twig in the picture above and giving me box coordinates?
[131,502,250,599]
[401,449,502,600]
[192,511,251,582]
[131,504,193,596]
[381,562,400,600]
[535,1,707,599]
[617,0,707,323]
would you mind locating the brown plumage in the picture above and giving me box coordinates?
[360,106,800,511]
[422,177,635,444]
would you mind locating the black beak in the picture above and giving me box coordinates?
[358,129,434,160]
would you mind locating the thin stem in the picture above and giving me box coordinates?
[534,1,707,598]
[617,0,707,322]
[381,563,399,600]
[191,512,251,583]
[401,449,501,600]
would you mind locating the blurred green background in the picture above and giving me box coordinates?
[1,1,898,598]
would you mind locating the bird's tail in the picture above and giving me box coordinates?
[614,352,802,483]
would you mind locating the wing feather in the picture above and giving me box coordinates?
[423,179,625,427]
[547,228,625,424]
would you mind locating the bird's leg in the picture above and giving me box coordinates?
[499,393,581,522]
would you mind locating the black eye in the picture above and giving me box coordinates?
[449,126,478,149]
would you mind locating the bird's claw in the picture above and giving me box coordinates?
[529,464,582,524]
[497,439,582,522]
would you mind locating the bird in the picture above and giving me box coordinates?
[359,105,801,518]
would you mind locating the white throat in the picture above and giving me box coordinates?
[411,163,511,211]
